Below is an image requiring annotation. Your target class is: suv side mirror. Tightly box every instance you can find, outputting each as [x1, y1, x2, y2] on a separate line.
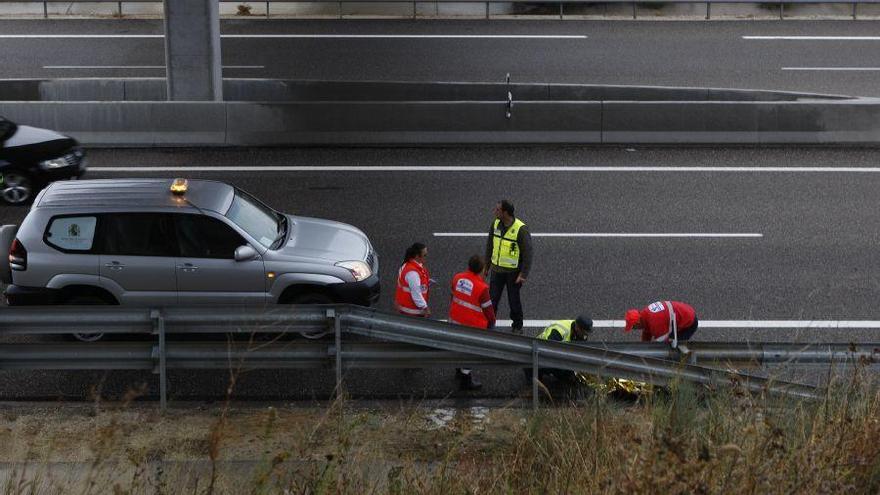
[234, 245, 257, 262]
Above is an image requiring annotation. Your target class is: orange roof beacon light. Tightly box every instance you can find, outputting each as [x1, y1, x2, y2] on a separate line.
[170, 178, 188, 195]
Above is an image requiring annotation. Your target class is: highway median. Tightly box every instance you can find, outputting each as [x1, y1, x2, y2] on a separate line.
[1, 78, 878, 145]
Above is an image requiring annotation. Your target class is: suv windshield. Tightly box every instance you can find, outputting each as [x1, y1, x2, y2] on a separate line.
[225, 188, 283, 249]
[0, 117, 16, 142]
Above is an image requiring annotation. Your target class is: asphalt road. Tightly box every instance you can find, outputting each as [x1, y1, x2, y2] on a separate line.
[3, 146, 880, 401]
[2, 20, 880, 96]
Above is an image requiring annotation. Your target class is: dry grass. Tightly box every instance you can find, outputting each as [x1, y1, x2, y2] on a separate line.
[3, 367, 880, 494]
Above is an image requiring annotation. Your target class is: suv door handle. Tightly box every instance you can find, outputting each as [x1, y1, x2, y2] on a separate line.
[104, 262, 125, 270]
[176, 263, 199, 272]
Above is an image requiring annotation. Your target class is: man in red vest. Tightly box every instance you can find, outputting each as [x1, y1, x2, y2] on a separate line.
[624, 300, 698, 348]
[395, 243, 430, 317]
[449, 255, 496, 391]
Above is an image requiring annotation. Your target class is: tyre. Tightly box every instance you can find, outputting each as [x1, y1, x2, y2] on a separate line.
[1, 171, 34, 205]
[287, 292, 335, 339]
[64, 294, 110, 342]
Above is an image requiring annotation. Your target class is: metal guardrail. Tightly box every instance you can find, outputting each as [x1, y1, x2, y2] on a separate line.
[5, 0, 880, 20]
[0, 304, 852, 409]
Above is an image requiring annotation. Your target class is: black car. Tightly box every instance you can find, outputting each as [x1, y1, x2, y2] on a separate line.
[0, 116, 86, 205]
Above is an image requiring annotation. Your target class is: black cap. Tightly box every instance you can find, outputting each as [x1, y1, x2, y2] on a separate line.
[575, 314, 593, 332]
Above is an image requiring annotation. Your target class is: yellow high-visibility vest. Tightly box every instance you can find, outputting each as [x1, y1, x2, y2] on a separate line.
[491, 218, 525, 269]
[537, 320, 574, 342]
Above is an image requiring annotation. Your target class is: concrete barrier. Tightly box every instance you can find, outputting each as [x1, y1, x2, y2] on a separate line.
[0, 78, 849, 102]
[0, 102, 226, 146]
[225, 101, 602, 144]
[0, 79, 876, 145]
[603, 102, 762, 143]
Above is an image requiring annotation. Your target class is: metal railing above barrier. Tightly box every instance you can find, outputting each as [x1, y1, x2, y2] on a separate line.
[4, 0, 880, 20]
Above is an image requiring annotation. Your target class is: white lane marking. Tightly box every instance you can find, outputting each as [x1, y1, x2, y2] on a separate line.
[0, 34, 587, 40]
[90, 166, 880, 173]
[494, 320, 880, 329]
[43, 65, 264, 69]
[782, 67, 880, 71]
[744, 36, 880, 40]
[435, 232, 762, 238]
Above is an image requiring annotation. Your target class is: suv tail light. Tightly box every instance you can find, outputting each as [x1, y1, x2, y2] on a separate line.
[9, 238, 26, 271]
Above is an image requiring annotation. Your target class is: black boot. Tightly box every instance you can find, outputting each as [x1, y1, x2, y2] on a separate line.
[511, 322, 524, 335]
[458, 371, 482, 391]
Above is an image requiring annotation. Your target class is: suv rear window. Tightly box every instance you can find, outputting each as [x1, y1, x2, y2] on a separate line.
[98, 213, 177, 257]
[45, 216, 97, 252]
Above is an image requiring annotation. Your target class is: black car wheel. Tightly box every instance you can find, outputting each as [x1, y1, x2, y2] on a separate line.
[1, 171, 33, 205]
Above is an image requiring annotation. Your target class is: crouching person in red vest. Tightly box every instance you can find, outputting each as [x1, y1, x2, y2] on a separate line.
[624, 301, 698, 349]
[449, 255, 496, 391]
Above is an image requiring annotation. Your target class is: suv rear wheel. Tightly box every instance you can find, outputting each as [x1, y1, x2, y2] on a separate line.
[65, 294, 110, 342]
[1, 171, 33, 205]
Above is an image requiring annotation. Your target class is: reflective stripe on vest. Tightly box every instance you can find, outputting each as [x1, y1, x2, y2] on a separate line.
[452, 297, 482, 312]
[399, 306, 426, 315]
[653, 301, 679, 347]
[537, 320, 574, 342]
[491, 218, 525, 269]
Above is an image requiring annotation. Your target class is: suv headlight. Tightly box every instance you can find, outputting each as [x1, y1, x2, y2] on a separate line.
[335, 260, 372, 282]
[39, 157, 69, 170]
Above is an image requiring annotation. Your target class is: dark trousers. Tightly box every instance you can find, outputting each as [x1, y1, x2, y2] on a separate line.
[490, 269, 523, 330]
[523, 367, 575, 383]
[676, 317, 699, 342]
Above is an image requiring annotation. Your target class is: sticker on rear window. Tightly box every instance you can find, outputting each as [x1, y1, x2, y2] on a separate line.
[46, 216, 96, 251]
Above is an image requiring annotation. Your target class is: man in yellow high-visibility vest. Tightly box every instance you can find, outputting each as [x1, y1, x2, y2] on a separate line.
[524, 316, 592, 384]
[483, 200, 532, 335]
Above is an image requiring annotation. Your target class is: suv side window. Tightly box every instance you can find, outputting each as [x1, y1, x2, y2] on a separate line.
[174, 214, 245, 260]
[45, 216, 97, 252]
[98, 213, 177, 257]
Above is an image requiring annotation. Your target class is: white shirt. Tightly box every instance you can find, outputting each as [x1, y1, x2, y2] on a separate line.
[404, 270, 428, 309]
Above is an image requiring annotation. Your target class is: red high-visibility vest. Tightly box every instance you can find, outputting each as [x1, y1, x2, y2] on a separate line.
[448, 271, 490, 329]
[395, 260, 429, 316]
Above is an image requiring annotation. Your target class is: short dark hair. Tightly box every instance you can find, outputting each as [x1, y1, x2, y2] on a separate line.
[403, 242, 426, 263]
[498, 200, 515, 216]
[467, 255, 484, 273]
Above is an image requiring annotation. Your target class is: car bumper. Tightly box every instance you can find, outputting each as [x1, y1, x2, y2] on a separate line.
[328, 273, 380, 307]
[5, 284, 61, 305]
[40, 162, 86, 182]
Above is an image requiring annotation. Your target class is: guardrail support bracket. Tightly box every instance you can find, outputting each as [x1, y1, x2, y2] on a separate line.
[531, 340, 539, 411]
[151, 309, 167, 412]
[327, 309, 343, 397]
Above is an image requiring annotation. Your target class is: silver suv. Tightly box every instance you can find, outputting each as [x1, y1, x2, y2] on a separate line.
[2, 178, 380, 316]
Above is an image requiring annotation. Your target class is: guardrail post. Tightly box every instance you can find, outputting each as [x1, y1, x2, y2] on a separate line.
[531, 340, 539, 411]
[117, 1, 122, 16]
[632, 2, 636, 19]
[338, 0, 342, 18]
[559, 1, 563, 19]
[266, 0, 269, 18]
[852, 2, 857, 19]
[328, 309, 343, 397]
[486, 1, 490, 19]
[413, 0, 417, 19]
[43, 1, 47, 18]
[779, 0, 783, 19]
[151, 309, 167, 412]
[706, 2, 710, 19]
